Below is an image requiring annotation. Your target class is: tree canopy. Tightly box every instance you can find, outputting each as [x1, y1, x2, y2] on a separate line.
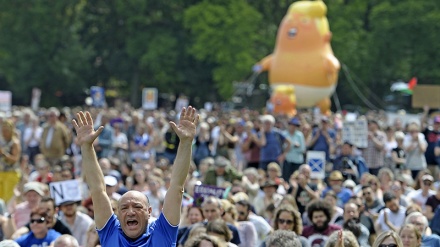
[0, 0, 439, 109]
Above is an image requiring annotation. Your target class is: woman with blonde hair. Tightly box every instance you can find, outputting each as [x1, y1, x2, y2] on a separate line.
[326, 230, 359, 247]
[399, 224, 421, 247]
[367, 175, 384, 201]
[0, 119, 22, 201]
[271, 205, 309, 247]
[372, 231, 404, 247]
[378, 168, 394, 194]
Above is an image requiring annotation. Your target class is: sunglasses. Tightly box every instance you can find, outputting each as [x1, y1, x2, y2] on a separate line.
[424, 181, 432, 186]
[278, 219, 294, 225]
[379, 244, 397, 247]
[30, 217, 45, 224]
[362, 192, 371, 196]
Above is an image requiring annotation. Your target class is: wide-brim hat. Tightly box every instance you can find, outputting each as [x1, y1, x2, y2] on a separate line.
[329, 171, 344, 181]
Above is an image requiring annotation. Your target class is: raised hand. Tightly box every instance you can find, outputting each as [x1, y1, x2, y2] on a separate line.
[72, 111, 104, 146]
[170, 106, 199, 142]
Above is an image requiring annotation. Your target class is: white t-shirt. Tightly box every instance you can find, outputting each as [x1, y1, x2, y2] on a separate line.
[377, 206, 406, 232]
[248, 214, 272, 247]
[407, 189, 435, 210]
[23, 126, 43, 147]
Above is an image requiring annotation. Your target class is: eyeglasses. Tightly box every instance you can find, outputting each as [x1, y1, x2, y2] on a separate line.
[379, 244, 397, 247]
[278, 219, 294, 225]
[238, 212, 247, 216]
[30, 217, 45, 224]
[362, 192, 371, 196]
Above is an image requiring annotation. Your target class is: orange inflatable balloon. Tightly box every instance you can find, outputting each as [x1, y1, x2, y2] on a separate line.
[255, 0, 340, 115]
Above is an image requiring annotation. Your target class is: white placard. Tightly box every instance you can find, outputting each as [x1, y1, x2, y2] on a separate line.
[175, 96, 189, 112]
[31, 88, 41, 111]
[142, 88, 158, 110]
[342, 119, 368, 148]
[49, 180, 82, 206]
[306, 151, 326, 179]
[0, 90, 12, 113]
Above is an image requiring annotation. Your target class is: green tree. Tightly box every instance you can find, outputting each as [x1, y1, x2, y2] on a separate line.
[184, 0, 262, 99]
[0, 0, 91, 106]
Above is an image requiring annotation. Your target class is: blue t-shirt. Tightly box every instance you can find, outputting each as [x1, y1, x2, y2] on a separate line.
[98, 213, 178, 247]
[311, 128, 336, 160]
[15, 229, 61, 247]
[259, 129, 286, 162]
[422, 234, 440, 247]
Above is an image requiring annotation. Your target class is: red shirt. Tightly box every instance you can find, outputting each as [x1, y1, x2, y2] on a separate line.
[302, 224, 342, 246]
[37, 173, 53, 184]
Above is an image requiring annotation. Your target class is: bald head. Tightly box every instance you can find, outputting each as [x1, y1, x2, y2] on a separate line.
[118, 190, 150, 209]
[53, 235, 79, 247]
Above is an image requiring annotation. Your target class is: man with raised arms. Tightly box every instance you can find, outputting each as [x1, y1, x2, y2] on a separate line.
[72, 106, 198, 246]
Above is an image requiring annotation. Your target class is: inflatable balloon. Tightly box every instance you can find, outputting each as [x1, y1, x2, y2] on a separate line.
[254, 0, 340, 115]
[271, 85, 296, 116]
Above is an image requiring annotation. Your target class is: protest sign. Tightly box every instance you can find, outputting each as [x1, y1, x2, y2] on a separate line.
[49, 180, 82, 206]
[412, 85, 440, 108]
[142, 88, 158, 110]
[342, 119, 368, 148]
[306, 151, 326, 179]
[31, 88, 41, 111]
[175, 96, 189, 112]
[0, 90, 12, 113]
[90, 86, 106, 107]
[193, 184, 226, 207]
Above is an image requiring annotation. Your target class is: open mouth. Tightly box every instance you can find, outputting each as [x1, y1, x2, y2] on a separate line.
[288, 28, 297, 38]
[127, 219, 139, 228]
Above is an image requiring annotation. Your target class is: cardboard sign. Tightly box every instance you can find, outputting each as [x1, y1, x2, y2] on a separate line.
[306, 151, 326, 179]
[49, 180, 82, 206]
[0, 90, 12, 113]
[342, 119, 368, 148]
[142, 88, 158, 110]
[412, 85, 440, 108]
[90, 86, 106, 107]
[193, 184, 226, 207]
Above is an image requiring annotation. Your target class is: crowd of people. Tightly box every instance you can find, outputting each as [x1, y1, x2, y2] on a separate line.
[0, 103, 439, 247]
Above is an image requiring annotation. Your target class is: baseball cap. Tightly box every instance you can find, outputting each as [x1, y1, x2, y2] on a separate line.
[23, 182, 44, 197]
[104, 176, 118, 187]
[288, 118, 301, 126]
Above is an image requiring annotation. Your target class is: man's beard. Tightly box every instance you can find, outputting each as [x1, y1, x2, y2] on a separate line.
[312, 220, 329, 232]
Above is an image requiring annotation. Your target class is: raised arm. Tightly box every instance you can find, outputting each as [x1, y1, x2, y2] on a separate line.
[162, 106, 199, 226]
[72, 111, 112, 229]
